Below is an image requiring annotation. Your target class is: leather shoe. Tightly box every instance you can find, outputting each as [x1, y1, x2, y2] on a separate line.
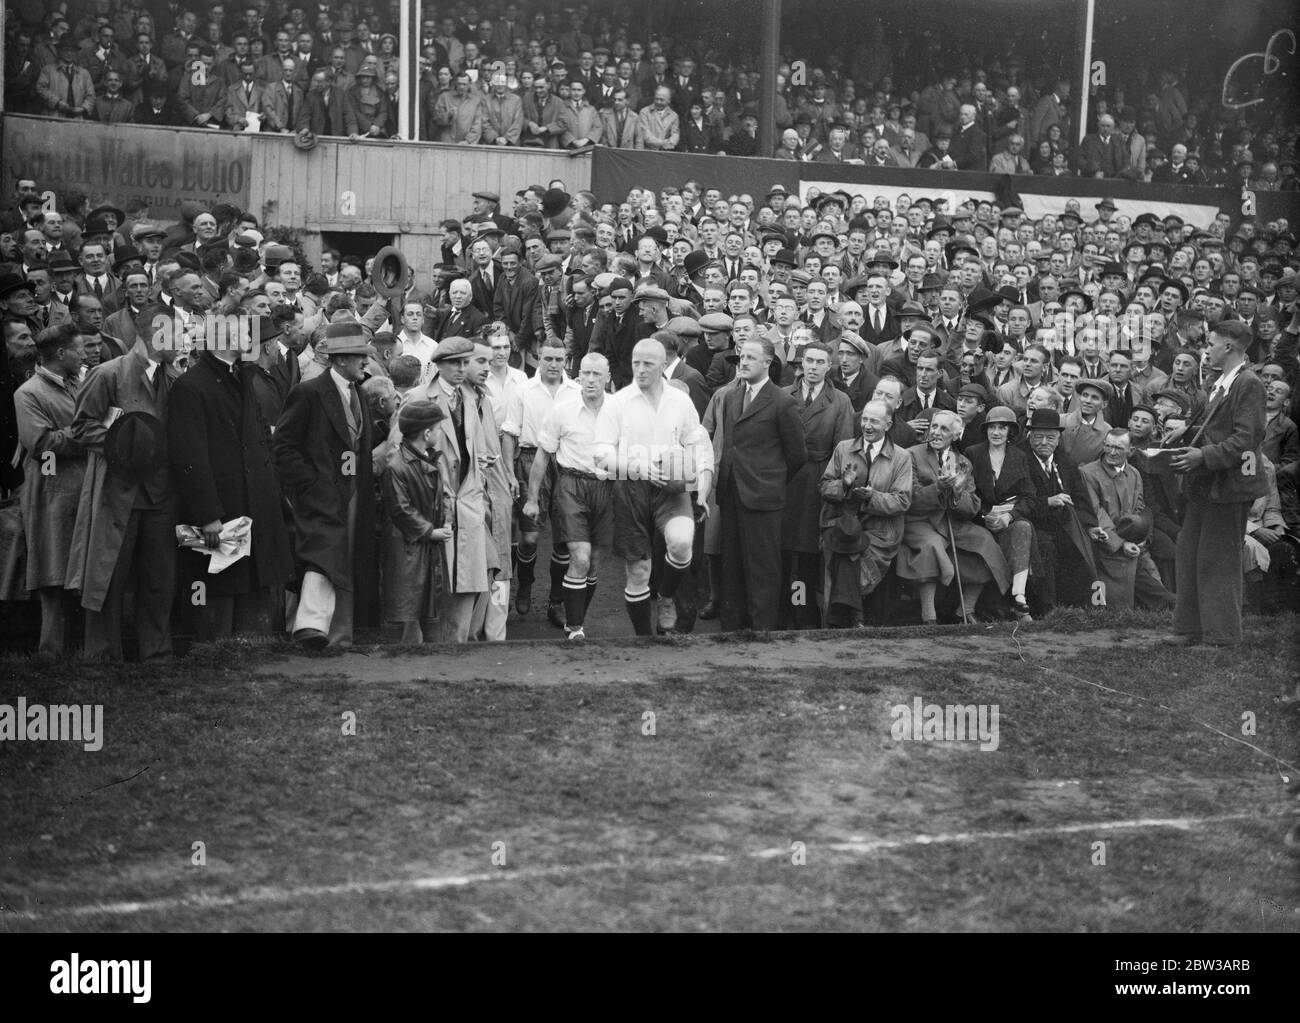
[515, 585, 532, 616]
[546, 601, 566, 629]
[698, 600, 718, 620]
[293, 628, 329, 650]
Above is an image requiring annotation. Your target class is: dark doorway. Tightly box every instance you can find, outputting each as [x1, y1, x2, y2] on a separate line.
[320, 231, 395, 266]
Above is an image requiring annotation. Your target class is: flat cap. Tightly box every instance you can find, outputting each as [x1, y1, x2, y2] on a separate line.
[431, 336, 476, 362]
[397, 399, 446, 434]
[471, 190, 500, 203]
[666, 315, 703, 337]
[630, 285, 671, 304]
[534, 254, 564, 272]
[698, 312, 734, 332]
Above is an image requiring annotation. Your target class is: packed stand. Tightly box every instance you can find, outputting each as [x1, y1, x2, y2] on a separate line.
[5, 2, 1295, 184]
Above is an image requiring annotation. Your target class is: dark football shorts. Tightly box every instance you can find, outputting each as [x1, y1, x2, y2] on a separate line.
[515, 447, 555, 531]
[612, 478, 694, 560]
[553, 465, 614, 545]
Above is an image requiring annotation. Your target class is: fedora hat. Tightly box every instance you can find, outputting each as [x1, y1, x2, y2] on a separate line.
[1115, 510, 1152, 543]
[105, 411, 168, 483]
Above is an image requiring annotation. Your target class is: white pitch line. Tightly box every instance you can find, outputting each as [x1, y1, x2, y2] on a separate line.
[9, 811, 1277, 923]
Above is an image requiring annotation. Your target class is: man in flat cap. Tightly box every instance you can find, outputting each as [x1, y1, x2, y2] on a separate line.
[66, 312, 182, 659]
[424, 336, 502, 641]
[274, 322, 380, 648]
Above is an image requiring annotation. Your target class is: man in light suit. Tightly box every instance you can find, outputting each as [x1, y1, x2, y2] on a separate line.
[1168, 321, 1270, 645]
[1028, 79, 1070, 145]
[262, 57, 304, 132]
[225, 60, 265, 129]
[715, 337, 808, 631]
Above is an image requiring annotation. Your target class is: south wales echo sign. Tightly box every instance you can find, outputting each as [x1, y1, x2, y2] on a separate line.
[3, 116, 251, 222]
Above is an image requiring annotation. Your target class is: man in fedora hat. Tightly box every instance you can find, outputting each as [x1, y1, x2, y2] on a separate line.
[66, 313, 181, 659]
[1080, 427, 1175, 610]
[273, 321, 380, 648]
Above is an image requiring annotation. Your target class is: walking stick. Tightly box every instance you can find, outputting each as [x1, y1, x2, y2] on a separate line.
[945, 509, 968, 623]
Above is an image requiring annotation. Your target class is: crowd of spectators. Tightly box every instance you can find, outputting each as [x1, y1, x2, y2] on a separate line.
[2, 141, 1298, 655]
[5, 1, 1296, 184]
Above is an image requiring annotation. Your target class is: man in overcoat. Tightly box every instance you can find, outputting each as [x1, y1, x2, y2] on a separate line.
[273, 322, 379, 648]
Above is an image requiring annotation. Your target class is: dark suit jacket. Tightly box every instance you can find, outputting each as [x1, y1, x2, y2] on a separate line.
[948, 123, 988, 170]
[1183, 366, 1270, 504]
[492, 271, 538, 351]
[567, 303, 599, 366]
[298, 86, 357, 136]
[898, 385, 957, 424]
[589, 310, 641, 389]
[829, 367, 879, 418]
[1018, 442, 1094, 532]
[718, 380, 807, 511]
[434, 305, 488, 342]
[467, 263, 501, 315]
[273, 370, 378, 604]
[860, 303, 901, 346]
[669, 359, 710, 418]
[167, 352, 293, 595]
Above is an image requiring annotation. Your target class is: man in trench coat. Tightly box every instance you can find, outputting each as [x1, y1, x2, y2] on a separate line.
[66, 324, 181, 660]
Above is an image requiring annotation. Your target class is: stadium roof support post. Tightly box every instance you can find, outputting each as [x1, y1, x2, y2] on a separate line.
[1076, 0, 1095, 145]
[758, 0, 781, 159]
[401, 0, 420, 141]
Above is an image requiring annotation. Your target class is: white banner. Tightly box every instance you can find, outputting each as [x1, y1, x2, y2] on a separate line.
[801, 178, 1222, 229]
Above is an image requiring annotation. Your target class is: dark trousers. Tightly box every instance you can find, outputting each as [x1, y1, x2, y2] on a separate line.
[1174, 499, 1250, 644]
[779, 550, 822, 629]
[718, 481, 783, 631]
[85, 505, 176, 660]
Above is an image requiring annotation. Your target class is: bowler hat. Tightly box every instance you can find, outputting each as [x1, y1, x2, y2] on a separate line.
[0, 272, 34, 299]
[1024, 408, 1065, 432]
[771, 248, 798, 267]
[683, 250, 720, 277]
[105, 411, 167, 483]
[540, 188, 571, 217]
[113, 245, 144, 273]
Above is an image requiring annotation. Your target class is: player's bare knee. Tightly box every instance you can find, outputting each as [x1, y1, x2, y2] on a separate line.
[626, 559, 652, 589]
[568, 545, 592, 577]
[664, 517, 694, 561]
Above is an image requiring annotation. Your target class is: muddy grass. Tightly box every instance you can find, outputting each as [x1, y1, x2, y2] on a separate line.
[1, 613, 1296, 932]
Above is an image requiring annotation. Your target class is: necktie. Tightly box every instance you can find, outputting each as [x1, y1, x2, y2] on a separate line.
[65, 66, 76, 105]
[922, 391, 931, 409]
[804, 387, 813, 407]
[451, 387, 464, 428]
[741, 386, 752, 413]
[286, 85, 295, 125]
[348, 384, 362, 443]
[93, 278, 104, 299]
[873, 307, 883, 333]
